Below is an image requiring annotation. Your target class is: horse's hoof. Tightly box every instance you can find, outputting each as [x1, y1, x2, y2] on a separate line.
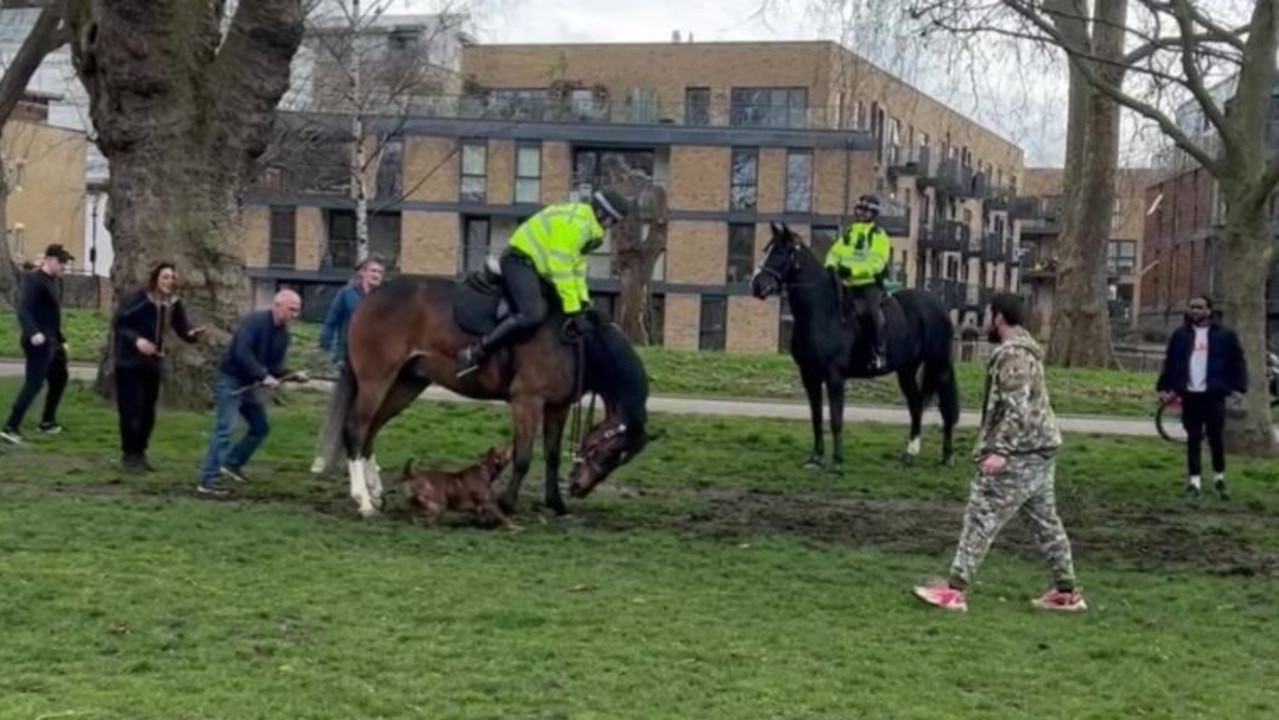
[546, 498, 569, 516]
[803, 457, 824, 471]
[826, 463, 844, 476]
[901, 452, 918, 466]
[498, 498, 518, 516]
[941, 456, 956, 469]
[356, 505, 379, 519]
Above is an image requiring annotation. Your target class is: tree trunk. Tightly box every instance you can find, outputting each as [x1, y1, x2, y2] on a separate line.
[1214, 190, 1276, 456]
[616, 246, 659, 343]
[612, 185, 669, 344]
[1045, 0, 1123, 367]
[0, 168, 19, 309]
[68, 0, 306, 408]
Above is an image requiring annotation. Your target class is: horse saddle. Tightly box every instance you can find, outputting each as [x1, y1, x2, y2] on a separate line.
[451, 265, 512, 336]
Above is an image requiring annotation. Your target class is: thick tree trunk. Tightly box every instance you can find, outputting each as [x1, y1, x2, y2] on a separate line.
[92, 152, 248, 408]
[616, 247, 659, 343]
[1045, 0, 1123, 367]
[1214, 193, 1276, 456]
[68, 0, 305, 408]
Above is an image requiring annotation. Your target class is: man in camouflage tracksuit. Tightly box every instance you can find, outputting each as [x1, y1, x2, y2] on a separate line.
[913, 292, 1087, 613]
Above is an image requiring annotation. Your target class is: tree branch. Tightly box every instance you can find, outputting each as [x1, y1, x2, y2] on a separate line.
[1002, 0, 1223, 174]
[209, 0, 307, 161]
[0, 4, 68, 122]
[1167, 0, 1235, 156]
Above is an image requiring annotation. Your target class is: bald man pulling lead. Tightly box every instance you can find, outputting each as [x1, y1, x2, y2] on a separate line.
[197, 290, 308, 496]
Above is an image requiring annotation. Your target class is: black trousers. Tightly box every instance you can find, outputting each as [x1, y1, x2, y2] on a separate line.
[4, 342, 68, 430]
[1181, 391, 1226, 477]
[115, 364, 163, 459]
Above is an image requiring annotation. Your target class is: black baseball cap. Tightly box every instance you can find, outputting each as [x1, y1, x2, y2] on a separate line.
[44, 244, 74, 262]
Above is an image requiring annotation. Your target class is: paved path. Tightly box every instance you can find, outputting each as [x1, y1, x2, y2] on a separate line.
[0, 360, 1167, 438]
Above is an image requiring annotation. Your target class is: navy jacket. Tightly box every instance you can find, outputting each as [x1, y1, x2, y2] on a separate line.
[318, 283, 365, 364]
[1156, 320, 1248, 397]
[112, 288, 199, 369]
[16, 268, 62, 346]
[218, 310, 292, 385]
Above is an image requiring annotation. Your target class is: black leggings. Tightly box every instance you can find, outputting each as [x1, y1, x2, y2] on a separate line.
[1181, 392, 1226, 476]
[116, 364, 163, 459]
[500, 251, 549, 330]
[4, 342, 68, 429]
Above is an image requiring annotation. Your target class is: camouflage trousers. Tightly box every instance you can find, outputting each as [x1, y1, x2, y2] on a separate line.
[949, 453, 1077, 589]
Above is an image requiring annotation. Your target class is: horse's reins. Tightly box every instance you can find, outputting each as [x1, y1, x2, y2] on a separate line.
[567, 332, 597, 464]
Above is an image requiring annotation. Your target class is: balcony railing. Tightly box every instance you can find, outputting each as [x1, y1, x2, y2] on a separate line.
[393, 94, 856, 130]
[919, 219, 969, 253]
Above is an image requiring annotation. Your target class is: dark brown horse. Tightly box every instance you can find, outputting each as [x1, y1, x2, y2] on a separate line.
[320, 272, 651, 518]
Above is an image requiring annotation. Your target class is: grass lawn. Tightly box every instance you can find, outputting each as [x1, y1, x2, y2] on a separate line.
[1, 309, 1163, 418]
[1, 378, 1278, 718]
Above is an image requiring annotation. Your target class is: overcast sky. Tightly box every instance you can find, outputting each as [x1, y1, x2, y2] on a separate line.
[389, 0, 1162, 168]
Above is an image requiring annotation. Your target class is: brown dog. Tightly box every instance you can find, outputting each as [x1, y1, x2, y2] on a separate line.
[401, 445, 515, 529]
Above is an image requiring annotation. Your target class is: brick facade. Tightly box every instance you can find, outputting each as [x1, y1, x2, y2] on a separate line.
[1140, 167, 1215, 324]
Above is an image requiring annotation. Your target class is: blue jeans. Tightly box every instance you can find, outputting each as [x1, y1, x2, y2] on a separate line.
[198, 374, 270, 485]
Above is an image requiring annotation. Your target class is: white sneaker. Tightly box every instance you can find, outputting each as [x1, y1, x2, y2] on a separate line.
[310, 456, 327, 474]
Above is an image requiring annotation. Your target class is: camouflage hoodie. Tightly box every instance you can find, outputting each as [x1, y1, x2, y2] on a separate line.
[975, 326, 1063, 459]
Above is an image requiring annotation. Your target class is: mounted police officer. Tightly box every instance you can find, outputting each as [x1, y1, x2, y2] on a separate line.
[825, 193, 892, 371]
[455, 189, 631, 378]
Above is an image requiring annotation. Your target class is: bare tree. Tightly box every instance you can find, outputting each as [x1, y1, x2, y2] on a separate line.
[0, 2, 69, 308]
[249, 0, 476, 269]
[600, 160, 668, 344]
[908, 0, 1275, 454]
[64, 0, 306, 406]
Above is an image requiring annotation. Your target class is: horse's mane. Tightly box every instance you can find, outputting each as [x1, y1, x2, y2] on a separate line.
[582, 322, 649, 435]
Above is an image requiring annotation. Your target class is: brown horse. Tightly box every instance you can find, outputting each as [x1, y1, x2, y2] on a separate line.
[320, 272, 652, 518]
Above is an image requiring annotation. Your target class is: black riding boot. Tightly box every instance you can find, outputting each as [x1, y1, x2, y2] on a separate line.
[456, 316, 525, 378]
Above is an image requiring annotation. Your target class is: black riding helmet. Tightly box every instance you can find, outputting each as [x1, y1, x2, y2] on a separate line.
[855, 193, 881, 217]
[591, 189, 630, 225]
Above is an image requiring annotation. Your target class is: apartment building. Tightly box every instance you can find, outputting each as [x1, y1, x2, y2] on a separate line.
[3, 91, 87, 267]
[1012, 167, 1152, 339]
[1141, 77, 1279, 339]
[241, 39, 1032, 351]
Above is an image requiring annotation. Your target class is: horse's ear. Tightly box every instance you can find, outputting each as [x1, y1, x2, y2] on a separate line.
[769, 221, 780, 235]
[781, 221, 793, 237]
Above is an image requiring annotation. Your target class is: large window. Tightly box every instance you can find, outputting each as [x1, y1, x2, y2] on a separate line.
[684, 87, 710, 125]
[515, 141, 541, 203]
[462, 216, 491, 273]
[368, 212, 402, 270]
[269, 207, 296, 268]
[729, 87, 807, 128]
[375, 138, 402, 200]
[325, 209, 357, 270]
[699, 295, 727, 351]
[785, 149, 813, 213]
[1107, 240, 1136, 274]
[726, 223, 756, 284]
[730, 147, 758, 211]
[573, 147, 656, 198]
[460, 139, 487, 203]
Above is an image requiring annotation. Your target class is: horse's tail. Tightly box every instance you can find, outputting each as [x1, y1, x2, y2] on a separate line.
[322, 356, 359, 462]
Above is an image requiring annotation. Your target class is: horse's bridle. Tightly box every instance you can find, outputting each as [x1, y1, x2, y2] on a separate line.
[571, 422, 629, 476]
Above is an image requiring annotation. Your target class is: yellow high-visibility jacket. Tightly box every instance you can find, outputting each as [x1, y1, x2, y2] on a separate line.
[508, 202, 606, 313]
[824, 221, 891, 287]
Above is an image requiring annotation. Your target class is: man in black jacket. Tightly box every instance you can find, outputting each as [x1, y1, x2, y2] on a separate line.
[2, 244, 74, 444]
[1156, 295, 1249, 499]
[111, 262, 206, 472]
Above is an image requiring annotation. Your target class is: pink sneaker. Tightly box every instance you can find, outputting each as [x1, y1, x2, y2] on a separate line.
[912, 584, 968, 612]
[1031, 588, 1088, 612]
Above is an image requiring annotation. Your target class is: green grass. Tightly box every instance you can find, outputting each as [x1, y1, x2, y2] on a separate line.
[1, 378, 1278, 717]
[1, 309, 1163, 418]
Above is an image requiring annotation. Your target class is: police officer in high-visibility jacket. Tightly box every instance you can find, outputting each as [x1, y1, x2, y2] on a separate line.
[455, 189, 630, 378]
[825, 194, 892, 371]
